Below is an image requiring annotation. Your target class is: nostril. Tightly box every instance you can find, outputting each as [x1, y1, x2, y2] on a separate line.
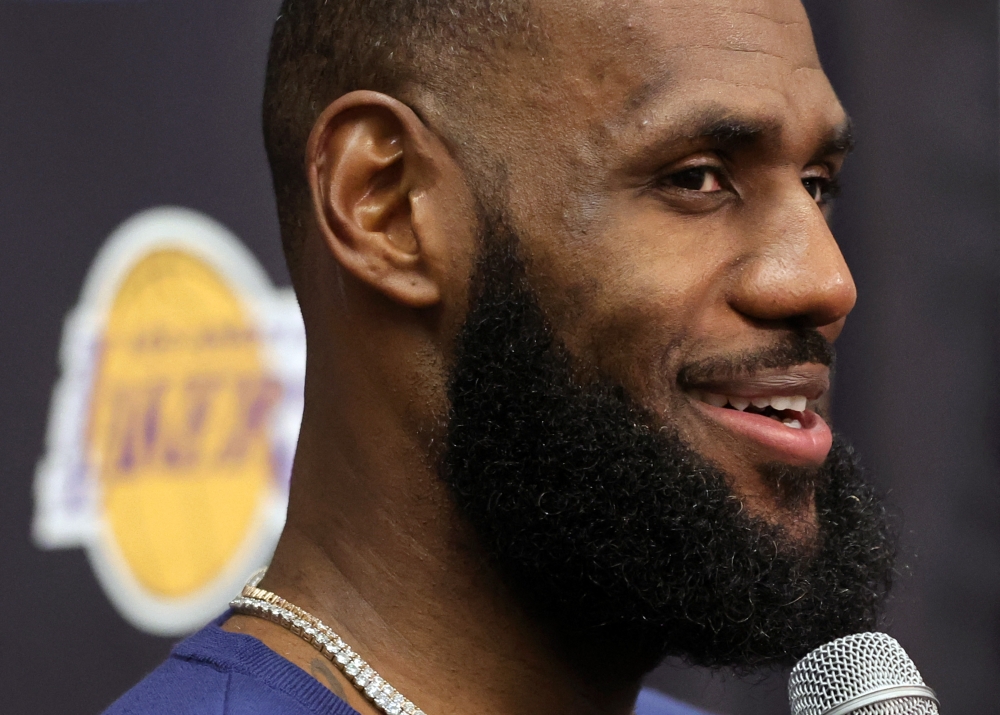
[728, 259, 856, 329]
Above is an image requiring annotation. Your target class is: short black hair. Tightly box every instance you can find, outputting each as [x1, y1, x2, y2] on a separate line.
[263, 0, 533, 278]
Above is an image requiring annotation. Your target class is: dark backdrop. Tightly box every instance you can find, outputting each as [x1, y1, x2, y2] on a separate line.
[2, 2, 998, 713]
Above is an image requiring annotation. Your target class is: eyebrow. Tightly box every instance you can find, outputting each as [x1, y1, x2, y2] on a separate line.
[815, 118, 855, 158]
[628, 104, 855, 164]
[691, 113, 781, 152]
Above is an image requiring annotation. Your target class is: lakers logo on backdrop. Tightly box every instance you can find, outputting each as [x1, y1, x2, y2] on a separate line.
[34, 208, 305, 635]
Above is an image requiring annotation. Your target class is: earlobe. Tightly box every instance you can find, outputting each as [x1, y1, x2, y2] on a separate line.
[307, 91, 444, 309]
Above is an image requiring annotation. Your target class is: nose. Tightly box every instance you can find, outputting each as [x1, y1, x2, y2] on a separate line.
[728, 183, 857, 337]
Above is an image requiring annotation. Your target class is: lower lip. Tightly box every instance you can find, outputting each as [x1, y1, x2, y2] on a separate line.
[692, 401, 833, 467]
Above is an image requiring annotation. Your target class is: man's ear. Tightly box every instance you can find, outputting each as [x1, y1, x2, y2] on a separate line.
[307, 90, 451, 308]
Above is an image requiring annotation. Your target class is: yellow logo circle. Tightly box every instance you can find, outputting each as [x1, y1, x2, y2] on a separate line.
[34, 208, 304, 635]
[90, 250, 277, 597]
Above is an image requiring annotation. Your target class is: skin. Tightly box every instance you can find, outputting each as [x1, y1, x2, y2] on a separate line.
[224, 0, 856, 713]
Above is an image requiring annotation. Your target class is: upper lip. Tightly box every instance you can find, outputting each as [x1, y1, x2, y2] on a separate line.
[680, 364, 830, 402]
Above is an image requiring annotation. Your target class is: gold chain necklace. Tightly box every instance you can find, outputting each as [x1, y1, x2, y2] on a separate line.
[231, 570, 426, 715]
[233, 570, 641, 715]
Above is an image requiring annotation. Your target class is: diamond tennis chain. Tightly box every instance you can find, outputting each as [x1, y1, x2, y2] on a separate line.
[231, 569, 426, 715]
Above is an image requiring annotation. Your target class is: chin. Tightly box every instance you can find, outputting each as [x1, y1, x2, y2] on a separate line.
[725, 463, 826, 546]
[765, 499, 822, 549]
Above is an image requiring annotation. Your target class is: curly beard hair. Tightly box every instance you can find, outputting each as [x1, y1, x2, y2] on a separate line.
[439, 209, 895, 676]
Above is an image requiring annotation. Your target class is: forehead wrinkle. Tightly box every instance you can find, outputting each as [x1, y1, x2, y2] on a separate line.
[708, 0, 813, 33]
[660, 43, 819, 74]
[729, 8, 806, 28]
[638, 1, 819, 69]
[608, 46, 817, 130]
[706, 44, 801, 63]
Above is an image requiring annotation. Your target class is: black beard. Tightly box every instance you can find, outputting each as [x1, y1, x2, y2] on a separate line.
[439, 210, 895, 676]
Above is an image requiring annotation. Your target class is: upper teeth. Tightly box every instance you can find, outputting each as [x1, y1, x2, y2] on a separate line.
[697, 392, 808, 413]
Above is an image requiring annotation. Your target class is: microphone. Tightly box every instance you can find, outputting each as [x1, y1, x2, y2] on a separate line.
[788, 633, 939, 715]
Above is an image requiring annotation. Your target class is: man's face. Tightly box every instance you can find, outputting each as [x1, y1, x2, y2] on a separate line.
[434, 0, 891, 672]
[453, 0, 855, 533]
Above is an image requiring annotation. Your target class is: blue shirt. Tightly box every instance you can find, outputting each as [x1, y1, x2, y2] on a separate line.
[103, 615, 712, 715]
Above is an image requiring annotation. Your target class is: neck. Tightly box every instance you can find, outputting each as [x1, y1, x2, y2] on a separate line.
[247, 414, 645, 715]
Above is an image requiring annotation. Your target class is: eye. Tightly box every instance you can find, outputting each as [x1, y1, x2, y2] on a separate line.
[662, 166, 725, 193]
[802, 175, 841, 205]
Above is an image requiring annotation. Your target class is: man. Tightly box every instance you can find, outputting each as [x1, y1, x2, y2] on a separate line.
[105, 0, 894, 713]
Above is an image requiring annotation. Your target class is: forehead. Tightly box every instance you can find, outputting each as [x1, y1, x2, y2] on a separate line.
[520, 0, 841, 149]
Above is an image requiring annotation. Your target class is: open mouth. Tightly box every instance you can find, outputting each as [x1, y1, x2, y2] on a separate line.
[688, 391, 810, 429]
[683, 373, 832, 466]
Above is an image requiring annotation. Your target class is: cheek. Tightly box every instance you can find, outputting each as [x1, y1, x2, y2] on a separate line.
[540, 202, 737, 403]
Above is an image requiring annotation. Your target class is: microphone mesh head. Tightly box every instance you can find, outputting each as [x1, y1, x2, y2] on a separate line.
[788, 633, 939, 715]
